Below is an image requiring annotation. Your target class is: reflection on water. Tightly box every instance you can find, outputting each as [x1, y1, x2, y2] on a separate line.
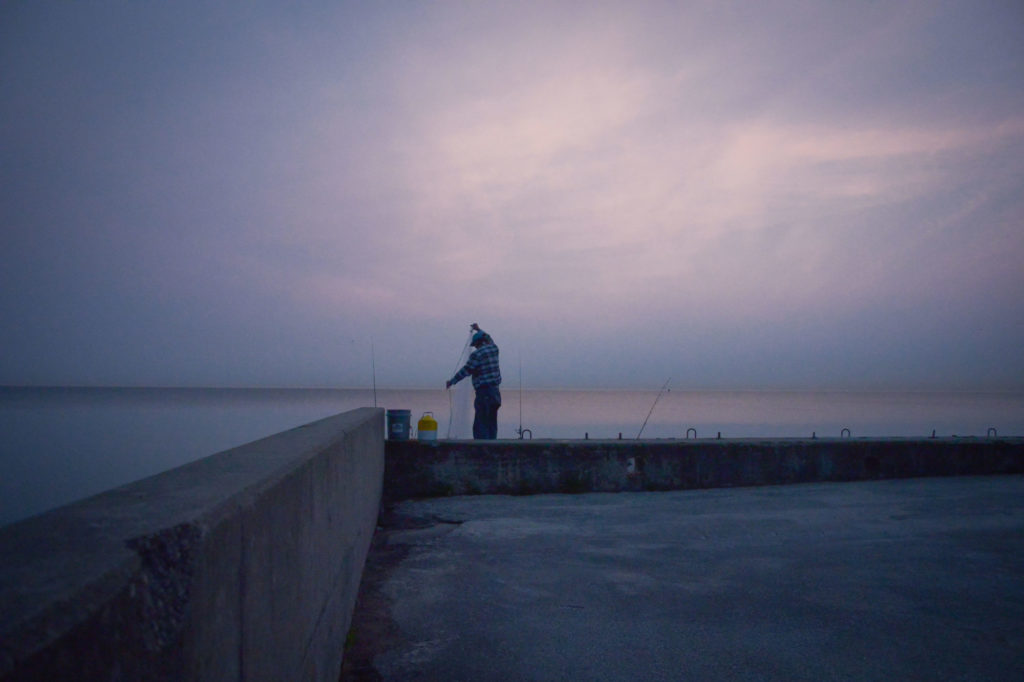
[1, 386, 1022, 526]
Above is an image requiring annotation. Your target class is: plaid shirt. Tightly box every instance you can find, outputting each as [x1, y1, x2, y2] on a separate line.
[450, 342, 501, 389]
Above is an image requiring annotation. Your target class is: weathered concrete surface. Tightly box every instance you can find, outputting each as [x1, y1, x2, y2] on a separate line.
[385, 438, 1024, 501]
[0, 407, 384, 682]
[353, 476, 1024, 681]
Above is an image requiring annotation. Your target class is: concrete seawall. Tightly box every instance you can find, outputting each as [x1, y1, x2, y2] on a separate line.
[0, 407, 384, 682]
[4, 417, 1022, 680]
[384, 437, 1024, 501]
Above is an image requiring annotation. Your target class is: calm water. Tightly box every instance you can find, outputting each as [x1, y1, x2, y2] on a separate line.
[1, 386, 1022, 526]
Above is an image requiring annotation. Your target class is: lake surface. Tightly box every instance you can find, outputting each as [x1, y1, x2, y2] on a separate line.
[2, 386, 1022, 526]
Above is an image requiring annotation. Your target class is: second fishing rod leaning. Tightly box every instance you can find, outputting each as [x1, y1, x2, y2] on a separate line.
[637, 377, 671, 439]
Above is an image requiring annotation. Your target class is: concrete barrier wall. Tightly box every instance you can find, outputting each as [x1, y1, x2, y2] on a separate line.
[384, 437, 1024, 501]
[0, 407, 384, 682]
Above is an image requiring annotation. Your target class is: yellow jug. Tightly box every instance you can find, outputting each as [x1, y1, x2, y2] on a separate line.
[417, 412, 438, 442]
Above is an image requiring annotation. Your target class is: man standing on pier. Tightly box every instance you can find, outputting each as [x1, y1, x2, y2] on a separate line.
[446, 323, 502, 439]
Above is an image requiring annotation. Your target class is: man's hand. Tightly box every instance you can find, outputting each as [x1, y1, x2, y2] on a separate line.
[445, 380, 452, 389]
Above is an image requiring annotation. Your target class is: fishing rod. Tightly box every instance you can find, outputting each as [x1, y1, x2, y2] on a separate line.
[370, 340, 377, 408]
[636, 377, 671, 439]
[519, 353, 523, 436]
[516, 351, 531, 439]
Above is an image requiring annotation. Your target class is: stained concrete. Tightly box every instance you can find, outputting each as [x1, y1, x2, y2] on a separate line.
[350, 475, 1024, 681]
[385, 438, 1024, 501]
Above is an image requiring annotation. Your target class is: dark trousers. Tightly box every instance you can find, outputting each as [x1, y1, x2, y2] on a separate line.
[473, 385, 501, 439]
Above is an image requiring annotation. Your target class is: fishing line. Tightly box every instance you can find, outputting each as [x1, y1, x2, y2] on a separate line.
[450, 331, 474, 375]
[446, 330, 475, 439]
[637, 377, 671, 439]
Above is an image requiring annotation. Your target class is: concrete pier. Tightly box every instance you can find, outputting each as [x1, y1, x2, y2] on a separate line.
[340, 436, 1024, 679]
[2, 417, 1022, 680]
[385, 437, 1024, 501]
[0, 408, 384, 682]
[355, 476, 1024, 680]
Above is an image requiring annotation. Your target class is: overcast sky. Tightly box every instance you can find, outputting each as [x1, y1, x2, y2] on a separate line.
[2, 1, 1022, 390]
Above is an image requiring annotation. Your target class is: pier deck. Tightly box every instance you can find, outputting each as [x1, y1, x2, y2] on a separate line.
[345, 475, 1024, 680]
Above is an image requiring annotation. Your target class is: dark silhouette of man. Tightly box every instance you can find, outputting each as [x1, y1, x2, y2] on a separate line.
[446, 323, 501, 439]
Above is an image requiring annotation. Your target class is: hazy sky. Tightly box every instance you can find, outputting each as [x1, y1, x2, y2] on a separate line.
[2, 1, 1022, 390]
